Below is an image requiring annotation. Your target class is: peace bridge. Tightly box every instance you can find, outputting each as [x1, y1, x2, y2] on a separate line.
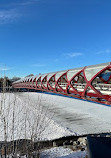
[13, 62, 111, 105]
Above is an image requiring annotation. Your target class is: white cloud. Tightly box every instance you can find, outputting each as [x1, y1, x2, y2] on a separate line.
[32, 64, 46, 67]
[19, 0, 39, 6]
[64, 52, 83, 58]
[0, 0, 39, 24]
[96, 49, 111, 54]
[0, 66, 12, 71]
[0, 9, 21, 24]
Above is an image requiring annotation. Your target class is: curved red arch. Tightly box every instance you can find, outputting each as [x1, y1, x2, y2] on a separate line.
[12, 63, 111, 105]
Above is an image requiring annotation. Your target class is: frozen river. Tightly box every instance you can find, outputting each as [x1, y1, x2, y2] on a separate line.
[16, 92, 111, 135]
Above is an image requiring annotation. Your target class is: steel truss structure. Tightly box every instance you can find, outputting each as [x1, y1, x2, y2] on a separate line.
[12, 62, 111, 105]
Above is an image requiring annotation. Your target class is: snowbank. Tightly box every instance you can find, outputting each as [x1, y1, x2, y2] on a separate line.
[41, 147, 86, 158]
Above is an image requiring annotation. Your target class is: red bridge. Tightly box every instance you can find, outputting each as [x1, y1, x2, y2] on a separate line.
[12, 62, 111, 105]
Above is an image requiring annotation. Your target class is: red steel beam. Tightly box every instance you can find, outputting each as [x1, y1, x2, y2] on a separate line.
[12, 63, 111, 105]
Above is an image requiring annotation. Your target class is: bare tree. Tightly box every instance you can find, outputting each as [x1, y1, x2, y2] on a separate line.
[0, 90, 55, 158]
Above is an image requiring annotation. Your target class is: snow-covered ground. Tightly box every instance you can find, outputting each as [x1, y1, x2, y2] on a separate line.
[0, 92, 75, 141]
[1, 91, 110, 157]
[16, 92, 111, 135]
[1, 91, 111, 142]
[41, 147, 86, 158]
[8, 147, 86, 158]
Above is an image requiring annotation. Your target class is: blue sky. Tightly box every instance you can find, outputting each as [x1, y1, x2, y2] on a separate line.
[0, 0, 111, 78]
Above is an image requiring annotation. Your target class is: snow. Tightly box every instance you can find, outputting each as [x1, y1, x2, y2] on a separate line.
[0, 92, 89, 157]
[0, 93, 75, 141]
[1, 91, 111, 142]
[41, 147, 86, 158]
[1, 91, 111, 158]
[41, 147, 73, 158]
[7, 148, 86, 158]
[60, 151, 86, 158]
[16, 92, 111, 135]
